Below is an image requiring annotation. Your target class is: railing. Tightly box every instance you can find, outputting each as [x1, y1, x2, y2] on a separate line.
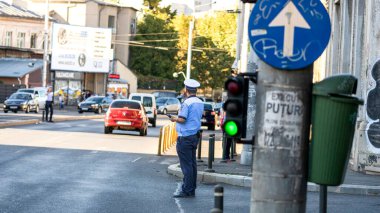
[157, 122, 178, 155]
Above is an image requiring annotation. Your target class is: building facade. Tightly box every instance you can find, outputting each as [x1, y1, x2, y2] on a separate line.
[27, 0, 138, 98]
[324, 0, 380, 172]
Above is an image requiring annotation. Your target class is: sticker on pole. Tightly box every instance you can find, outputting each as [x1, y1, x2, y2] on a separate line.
[248, 0, 331, 70]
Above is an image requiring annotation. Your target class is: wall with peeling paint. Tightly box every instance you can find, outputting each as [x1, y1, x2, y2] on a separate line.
[325, 0, 380, 172]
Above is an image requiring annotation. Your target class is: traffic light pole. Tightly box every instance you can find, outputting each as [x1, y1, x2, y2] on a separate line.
[250, 61, 312, 212]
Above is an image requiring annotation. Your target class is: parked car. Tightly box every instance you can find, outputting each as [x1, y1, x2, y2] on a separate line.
[17, 87, 47, 108]
[156, 97, 181, 115]
[3, 92, 40, 113]
[77, 96, 112, 114]
[129, 93, 157, 127]
[152, 91, 178, 99]
[104, 100, 149, 136]
[201, 103, 216, 130]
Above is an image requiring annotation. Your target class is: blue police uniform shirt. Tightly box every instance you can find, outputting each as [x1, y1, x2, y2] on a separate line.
[176, 95, 204, 137]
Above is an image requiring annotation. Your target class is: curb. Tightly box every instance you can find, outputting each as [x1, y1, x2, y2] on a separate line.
[0, 115, 103, 128]
[167, 163, 380, 196]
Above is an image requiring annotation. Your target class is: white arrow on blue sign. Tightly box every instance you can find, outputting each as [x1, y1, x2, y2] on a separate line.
[248, 0, 331, 70]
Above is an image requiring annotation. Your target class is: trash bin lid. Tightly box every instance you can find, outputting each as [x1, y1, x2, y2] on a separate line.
[313, 74, 358, 96]
[328, 93, 364, 105]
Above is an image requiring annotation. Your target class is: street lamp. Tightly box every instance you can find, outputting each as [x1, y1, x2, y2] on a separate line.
[186, 1, 216, 79]
[173, 72, 186, 79]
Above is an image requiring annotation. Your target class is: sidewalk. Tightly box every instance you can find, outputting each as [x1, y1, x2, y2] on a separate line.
[167, 137, 380, 196]
[0, 104, 103, 128]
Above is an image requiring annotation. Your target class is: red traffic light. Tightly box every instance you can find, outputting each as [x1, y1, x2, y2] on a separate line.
[225, 77, 243, 95]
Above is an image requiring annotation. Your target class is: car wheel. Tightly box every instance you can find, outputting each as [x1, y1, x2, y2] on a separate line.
[14, 110, 17, 113]
[139, 128, 145, 136]
[78, 110, 83, 114]
[35, 105, 39, 113]
[25, 106, 30, 113]
[144, 127, 148, 136]
[104, 126, 112, 134]
[163, 109, 167, 115]
[96, 107, 102, 114]
[4, 110, 8, 113]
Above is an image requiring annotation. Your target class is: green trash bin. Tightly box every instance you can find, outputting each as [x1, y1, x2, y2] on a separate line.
[309, 75, 363, 186]
[309, 93, 363, 186]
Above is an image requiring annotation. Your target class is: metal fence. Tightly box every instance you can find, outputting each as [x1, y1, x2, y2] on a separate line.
[157, 122, 177, 155]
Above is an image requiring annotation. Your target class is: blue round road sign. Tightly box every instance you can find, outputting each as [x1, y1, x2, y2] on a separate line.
[248, 0, 331, 70]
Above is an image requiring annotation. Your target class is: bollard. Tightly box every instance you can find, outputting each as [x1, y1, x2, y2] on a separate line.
[205, 134, 215, 172]
[41, 109, 45, 122]
[157, 127, 163, 156]
[197, 130, 203, 162]
[210, 185, 224, 213]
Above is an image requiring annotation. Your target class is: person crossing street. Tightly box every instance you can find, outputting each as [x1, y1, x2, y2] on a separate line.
[171, 79, 204, 198]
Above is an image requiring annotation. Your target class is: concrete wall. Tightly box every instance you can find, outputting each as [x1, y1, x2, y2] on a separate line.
[326, 0, 380, 171]
[115, 60, 137, 94]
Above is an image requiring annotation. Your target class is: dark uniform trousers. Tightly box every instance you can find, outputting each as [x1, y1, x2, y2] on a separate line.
[176, 134, 199, 194]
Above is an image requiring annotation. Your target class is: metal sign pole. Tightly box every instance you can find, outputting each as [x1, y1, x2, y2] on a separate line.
[246, 0, 331, 211]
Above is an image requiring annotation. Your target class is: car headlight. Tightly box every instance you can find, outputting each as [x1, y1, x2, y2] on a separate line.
[91, 104, 98, 107]
[158, 106, 164, 110]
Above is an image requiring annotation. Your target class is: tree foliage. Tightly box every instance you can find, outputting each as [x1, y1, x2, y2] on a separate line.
[129, 7, 178, 79]
[129, 5, 237, 91]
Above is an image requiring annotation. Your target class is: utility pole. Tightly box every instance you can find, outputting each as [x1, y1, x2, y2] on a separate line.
[247, 1, 331, 212]
[185, 19, 194, 79]
[42, 0, 49, 87]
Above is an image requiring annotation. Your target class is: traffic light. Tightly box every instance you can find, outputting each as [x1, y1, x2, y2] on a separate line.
[241, 0, 257, 3]
[222, 75, 247, 138]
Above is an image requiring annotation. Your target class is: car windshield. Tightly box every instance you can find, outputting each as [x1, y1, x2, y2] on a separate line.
[204, 103, 213, 111]
[86, 97, 103, 103]
[17, 89, 34, 94]
[111, 101, 141, 109]
[10, 93, 30, 100]
[156, 98, 168, 104]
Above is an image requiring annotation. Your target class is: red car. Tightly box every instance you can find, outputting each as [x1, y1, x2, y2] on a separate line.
[104, 100, 149, 136]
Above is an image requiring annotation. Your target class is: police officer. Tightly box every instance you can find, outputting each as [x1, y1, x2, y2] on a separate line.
[171, 79, 204, 198]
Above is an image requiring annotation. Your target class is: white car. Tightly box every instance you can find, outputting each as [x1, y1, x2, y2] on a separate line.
[17, 87, 47, 108]
[129, 93, 157, 127]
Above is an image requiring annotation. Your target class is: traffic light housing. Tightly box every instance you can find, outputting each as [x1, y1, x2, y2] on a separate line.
[223, 75, 247, 139]
[241, 0, 257, 3]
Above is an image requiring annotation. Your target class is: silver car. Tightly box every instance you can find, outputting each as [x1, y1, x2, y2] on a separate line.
[156, 97, 181, 115]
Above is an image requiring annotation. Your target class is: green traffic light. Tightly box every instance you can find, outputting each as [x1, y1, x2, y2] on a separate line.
[224, 121, 238, 136]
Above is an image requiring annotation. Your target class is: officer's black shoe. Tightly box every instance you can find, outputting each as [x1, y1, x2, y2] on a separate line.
[173, 192, 195, 198]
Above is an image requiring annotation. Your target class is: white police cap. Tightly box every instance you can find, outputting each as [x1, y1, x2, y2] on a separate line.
[184, 79, 200, 90]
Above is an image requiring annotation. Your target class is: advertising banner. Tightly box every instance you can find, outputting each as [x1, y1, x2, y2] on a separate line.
[51, 23, 112, 73]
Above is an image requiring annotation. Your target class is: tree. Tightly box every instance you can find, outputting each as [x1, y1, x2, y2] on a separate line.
[174, 12, 237, 91]
[129, 7, 178, 79]
[143, 0, 162, 10]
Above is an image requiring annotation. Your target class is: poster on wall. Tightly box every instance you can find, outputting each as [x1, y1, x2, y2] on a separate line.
[51, 23, 112, 73]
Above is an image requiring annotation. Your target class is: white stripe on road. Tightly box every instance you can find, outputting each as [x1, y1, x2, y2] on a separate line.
[174, 182, 185, 213]
[132, 157, 142, 163]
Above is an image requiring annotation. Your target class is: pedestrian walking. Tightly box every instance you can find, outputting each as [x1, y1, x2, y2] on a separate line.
[171, 79, 204, 198]
[45, 87, 54, 122]
[59, 94, 64, 110]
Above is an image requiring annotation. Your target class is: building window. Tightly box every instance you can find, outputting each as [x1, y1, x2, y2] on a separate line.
[5, 31, 12, 46]
[30, 33, 37, 48]
[130, 18, 136, 34]
[108, 15, 116, 33]
[17, 32, 26, 48]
